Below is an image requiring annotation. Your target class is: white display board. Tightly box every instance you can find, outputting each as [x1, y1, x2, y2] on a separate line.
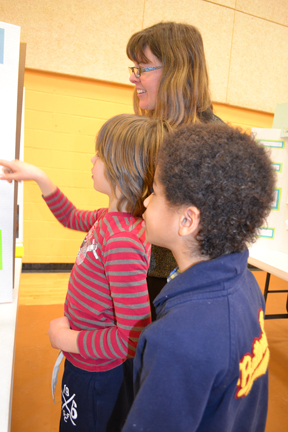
[252, 128, 288, 255]
[0, 22, 20, 303]
[16, 90, 24, 250]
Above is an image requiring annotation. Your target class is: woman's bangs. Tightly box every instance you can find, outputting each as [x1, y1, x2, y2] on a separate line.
[127, 38, 150, 64]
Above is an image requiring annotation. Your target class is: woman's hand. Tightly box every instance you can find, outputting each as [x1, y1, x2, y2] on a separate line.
[49, 316, 80, 354]
[0, 159, 57, 196]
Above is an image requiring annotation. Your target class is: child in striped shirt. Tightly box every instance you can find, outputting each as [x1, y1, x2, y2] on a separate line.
[0, 114, 171, 432]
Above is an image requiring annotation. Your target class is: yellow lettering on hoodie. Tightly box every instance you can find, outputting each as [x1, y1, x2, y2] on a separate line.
[236, 309, 269, 398]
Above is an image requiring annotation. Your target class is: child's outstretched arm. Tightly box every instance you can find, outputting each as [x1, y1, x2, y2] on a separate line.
[0, 160, 99, 233]
[0, 159, 56, 196]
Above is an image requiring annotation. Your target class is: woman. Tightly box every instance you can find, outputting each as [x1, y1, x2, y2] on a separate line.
[127, 22, 223, 319]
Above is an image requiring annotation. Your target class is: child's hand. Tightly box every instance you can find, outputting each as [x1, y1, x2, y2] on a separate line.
[0, 159, 42, 182]
[49, 316, 80, 354]
[0, 159, 57, 197]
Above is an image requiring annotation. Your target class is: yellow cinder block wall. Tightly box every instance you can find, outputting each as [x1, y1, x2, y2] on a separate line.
[23, 69, 273, 263]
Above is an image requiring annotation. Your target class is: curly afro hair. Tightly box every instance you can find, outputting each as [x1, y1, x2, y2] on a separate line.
[157, 123, 276, 260]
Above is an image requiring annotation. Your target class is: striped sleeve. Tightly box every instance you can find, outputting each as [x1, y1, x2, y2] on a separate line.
[77, 232, 151, 360]
[43, 187, 101, 232]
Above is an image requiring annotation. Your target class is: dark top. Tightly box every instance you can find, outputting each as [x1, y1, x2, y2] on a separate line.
[123, 250, 269, 432]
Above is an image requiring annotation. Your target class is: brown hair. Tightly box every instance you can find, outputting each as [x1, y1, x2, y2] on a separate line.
[96, 114, 171, 217]
[127, 21, 213, 127]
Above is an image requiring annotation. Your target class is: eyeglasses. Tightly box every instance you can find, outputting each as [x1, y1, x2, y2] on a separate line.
[128, 66, 163, 78]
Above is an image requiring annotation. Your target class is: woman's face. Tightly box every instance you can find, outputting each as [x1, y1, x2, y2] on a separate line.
[129, 46, 163, 111]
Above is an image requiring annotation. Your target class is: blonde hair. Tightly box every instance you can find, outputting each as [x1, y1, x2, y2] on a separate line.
[95, 114, 171, 217]
[126, 22, 213, 128]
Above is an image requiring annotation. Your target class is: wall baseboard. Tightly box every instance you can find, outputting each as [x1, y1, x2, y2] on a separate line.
[22, 263, 74, 273]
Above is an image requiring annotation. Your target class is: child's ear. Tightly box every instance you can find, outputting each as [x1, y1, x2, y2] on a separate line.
[178, 207, 200, 237]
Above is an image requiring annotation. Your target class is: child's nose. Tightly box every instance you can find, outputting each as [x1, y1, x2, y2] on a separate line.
[143, 194, 151, 208]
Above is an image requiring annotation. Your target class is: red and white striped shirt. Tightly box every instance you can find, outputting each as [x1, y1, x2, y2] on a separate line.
[44, 188, 151, 372]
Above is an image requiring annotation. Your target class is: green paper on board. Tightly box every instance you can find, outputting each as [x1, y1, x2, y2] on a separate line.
[273, 103, 288, 138]
[0, 230, 2, 270]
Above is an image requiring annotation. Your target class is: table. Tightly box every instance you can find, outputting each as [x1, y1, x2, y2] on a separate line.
[0, 258, 22, 432]
[248, 247, 288, 319]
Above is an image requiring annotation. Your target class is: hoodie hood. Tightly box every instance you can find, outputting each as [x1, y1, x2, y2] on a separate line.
[154, 249, 249, 317]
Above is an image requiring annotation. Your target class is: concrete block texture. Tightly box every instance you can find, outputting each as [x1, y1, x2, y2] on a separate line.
[1, 0, 287, 112]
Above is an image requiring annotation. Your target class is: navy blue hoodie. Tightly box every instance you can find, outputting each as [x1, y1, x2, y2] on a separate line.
[123, 250, 269, 432]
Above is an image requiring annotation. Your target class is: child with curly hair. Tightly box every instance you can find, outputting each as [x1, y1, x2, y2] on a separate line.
[122, 123, 275, 432]
[0, 114, 170, 432]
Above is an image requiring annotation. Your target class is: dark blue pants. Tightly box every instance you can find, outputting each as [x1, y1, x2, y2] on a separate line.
[59, 359, 134, 432]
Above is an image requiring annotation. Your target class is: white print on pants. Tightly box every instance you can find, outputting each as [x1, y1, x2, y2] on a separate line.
[62, 384, 78, 426]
